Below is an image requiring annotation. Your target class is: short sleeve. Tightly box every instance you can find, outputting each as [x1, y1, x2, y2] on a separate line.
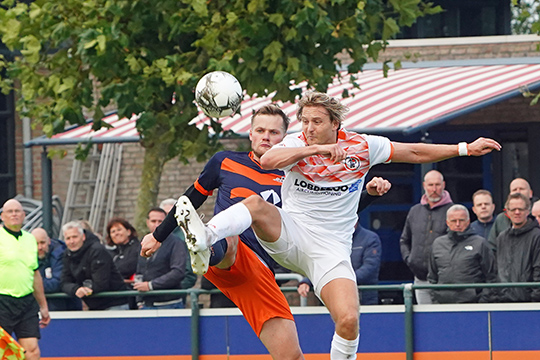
[268, 133, 305, 171]
[365, 135, 393, 165]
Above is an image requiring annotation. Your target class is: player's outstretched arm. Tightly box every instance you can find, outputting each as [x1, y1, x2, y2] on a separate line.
[261, 144, 347, 170]
[391, 137, 501, 164]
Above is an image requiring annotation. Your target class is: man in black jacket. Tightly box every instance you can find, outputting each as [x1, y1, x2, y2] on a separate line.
[133, 208, 187, 309]
[61, 221, 128, 310]
[428, 204, 496, 303]
[495, 193, 540, 302]
[400, 170, 454, 304]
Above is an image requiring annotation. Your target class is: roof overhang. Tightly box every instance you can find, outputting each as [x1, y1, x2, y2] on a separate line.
[26, 57, 540, 147]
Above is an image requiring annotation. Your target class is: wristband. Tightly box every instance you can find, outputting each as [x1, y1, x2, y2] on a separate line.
[458, 142, 469, 156]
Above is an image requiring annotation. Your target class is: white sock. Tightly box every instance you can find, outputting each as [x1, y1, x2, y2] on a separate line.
[206, 202, 252, 245]
[330, 332, 359, 360]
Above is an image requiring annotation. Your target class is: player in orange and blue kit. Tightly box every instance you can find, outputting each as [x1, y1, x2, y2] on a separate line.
[146, 104, 304, 360]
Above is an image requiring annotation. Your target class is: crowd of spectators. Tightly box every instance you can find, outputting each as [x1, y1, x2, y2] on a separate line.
[408, 175, 540, 304]
[2, 174, 540, 312]
[0, 200, 198, 312]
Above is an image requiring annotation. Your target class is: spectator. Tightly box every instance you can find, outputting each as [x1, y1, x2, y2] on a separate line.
[159, 199, 197, 290]
[400, 170, 454, 304]
[0, 199, 50, 360]
[133, 208, 187, 309]
[105, 217, 140, 281]
[531, 200, 540, 223]
[350, 224, 382, 305]
[61, 221, 129, 310]
[428, 204, 497, 303]
[32, 227, 81, 311]
[488, 178, 536, 249]
[470, 189, 496, 239]
[78, 219, 103, 243]
[298, 224, 382, 305]
[495, 193, 540, 302]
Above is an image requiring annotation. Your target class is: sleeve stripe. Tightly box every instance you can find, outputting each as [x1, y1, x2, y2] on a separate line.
[386, 142, 395, 162]
[194, 179, 213, 196]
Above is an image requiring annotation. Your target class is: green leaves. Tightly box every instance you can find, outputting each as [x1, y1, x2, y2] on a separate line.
[0, 18, 22, 47]
[263, 41, 283, 64]
[382, 18, 399, 40]
[19, 35, 41, 64]
[512, 1, 540, 105]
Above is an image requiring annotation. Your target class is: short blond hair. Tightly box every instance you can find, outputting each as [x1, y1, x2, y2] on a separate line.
[297, 91, 349, 125]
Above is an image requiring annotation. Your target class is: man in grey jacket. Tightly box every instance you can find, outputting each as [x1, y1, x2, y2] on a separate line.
[400, 170, 453, 304]
[495, 193, 540, 302]
[428, 204, 496, 303]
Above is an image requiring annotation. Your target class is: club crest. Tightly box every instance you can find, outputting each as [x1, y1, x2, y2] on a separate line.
[343, 156, 360, 171]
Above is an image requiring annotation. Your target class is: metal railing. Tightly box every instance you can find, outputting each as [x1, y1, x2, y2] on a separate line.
[45, 281, 540, 360]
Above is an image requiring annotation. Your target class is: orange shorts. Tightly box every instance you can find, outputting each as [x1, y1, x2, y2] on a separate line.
[204, 240, 294, 336]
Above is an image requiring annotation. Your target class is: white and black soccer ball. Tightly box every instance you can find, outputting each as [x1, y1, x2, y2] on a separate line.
[195, 71, 242, 119]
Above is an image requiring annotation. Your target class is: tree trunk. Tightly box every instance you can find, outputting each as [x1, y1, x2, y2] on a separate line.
[134, 142, 169, 236]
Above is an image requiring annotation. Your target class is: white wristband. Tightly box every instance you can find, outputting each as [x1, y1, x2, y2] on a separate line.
[458, 142, 469, 156]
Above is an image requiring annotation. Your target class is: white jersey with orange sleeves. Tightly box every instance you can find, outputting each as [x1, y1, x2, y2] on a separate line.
[271, 129, 393, 248]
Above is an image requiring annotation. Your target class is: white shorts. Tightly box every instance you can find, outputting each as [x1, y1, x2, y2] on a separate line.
[257, 208, 356, 298]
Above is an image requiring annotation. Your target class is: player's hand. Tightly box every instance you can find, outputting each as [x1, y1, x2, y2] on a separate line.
[133, 281, 150, 292]
[467, 137, 502, 156]
[366, 177, 391, 196]
[141, 233, 161, 258]
[39, 307, 50, 328]
[75, 286, 93, 298]
[297, 283, 310, 298]
[318, 144, 347, 163]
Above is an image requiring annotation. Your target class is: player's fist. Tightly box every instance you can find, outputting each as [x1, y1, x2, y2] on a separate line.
[366, 177, 391, 196]
[141, 233, 161, 257]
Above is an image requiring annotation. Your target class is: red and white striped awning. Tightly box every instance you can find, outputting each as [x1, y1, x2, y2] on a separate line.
[26, 63, 540, 146]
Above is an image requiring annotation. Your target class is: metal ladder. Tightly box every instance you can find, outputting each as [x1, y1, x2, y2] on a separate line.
[61, 143, 123, 238]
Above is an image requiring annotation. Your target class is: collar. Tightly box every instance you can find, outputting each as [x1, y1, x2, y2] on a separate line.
[248, 151, 262, 168]
[2, 226, 23, 239]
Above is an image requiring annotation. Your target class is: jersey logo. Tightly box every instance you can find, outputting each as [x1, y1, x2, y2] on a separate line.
[349, 179, 363, 193]
[343, 156, 360, 171]
[260, 189, 281, 205]
[230, 188, 281, 205]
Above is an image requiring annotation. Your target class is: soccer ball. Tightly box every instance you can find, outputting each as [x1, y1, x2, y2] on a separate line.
[195, 71, 243, 119]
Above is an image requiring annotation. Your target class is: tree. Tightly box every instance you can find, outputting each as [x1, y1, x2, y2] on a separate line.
[0, 0, 440, 232]
[512, 0, 540, 35]
[512, 0, 540, 105]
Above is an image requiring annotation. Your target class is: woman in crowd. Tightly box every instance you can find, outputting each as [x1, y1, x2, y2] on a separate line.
[105, 217, 140, 281]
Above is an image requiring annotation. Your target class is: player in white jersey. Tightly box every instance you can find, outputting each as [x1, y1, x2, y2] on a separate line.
[142, 91, 501, 360]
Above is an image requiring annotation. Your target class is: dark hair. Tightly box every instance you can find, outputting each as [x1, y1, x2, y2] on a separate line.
[105, 217, 138, 246]
[148, 207, 167, 217]
[251, 104, 290, 131]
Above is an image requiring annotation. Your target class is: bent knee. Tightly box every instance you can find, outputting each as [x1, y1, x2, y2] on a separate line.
[244, 195, 274, 215]
[244, 194, 266, 207]
[336, 312, 359, 333]
[25, 347, 40, 360]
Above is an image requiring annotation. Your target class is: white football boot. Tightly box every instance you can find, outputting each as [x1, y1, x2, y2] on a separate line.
[175, 195, 211, 275]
